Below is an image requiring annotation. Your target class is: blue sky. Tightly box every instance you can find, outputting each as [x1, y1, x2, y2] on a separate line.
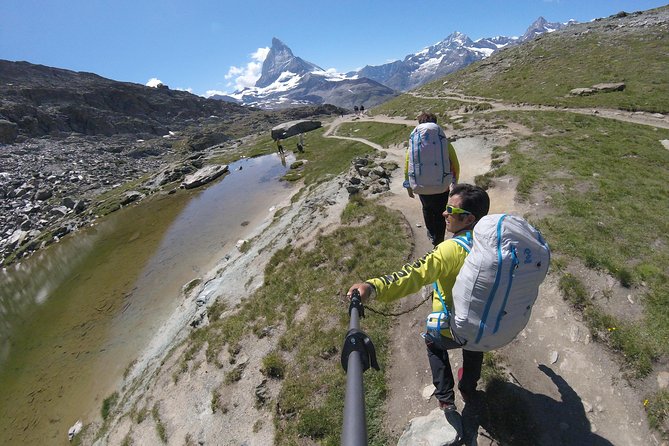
[2, 0, 666, 97]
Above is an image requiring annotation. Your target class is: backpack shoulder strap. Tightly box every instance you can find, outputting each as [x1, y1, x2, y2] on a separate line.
[451, 231, 473, 253]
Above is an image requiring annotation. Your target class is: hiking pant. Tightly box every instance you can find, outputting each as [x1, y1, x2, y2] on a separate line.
[418, 191, 449, 246]
[424, 333, 483, 405]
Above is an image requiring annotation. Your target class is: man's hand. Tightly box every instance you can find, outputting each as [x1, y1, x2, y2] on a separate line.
[407, 187, 415, 198]
[347, 282, 374, 302]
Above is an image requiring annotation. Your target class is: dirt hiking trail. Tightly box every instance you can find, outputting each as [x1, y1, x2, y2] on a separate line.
[326, 112, 659, 445]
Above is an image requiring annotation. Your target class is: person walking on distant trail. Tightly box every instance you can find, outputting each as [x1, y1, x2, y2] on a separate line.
[347, 183, 489, 413]
[297, 132, 305, 153]
[404, 112, 460, 246]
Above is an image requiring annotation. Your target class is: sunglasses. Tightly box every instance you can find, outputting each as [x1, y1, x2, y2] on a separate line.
[445, 205, 472, 215]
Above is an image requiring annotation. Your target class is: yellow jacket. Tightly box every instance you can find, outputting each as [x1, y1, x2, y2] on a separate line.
[366, 232, 472, 336]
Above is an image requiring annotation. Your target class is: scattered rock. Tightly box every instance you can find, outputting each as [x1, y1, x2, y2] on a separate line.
[397, 408, 461, 446]
[67, 419, 83, 441]
[255, 379, 270, 408]
[422, 385, 436, 400]
[120, 191, 144, 206]
[550, 351, 559, 364]
[569, 82, 625, 96]
[658, 371, 669, 389]
[34, 188, 53, 201]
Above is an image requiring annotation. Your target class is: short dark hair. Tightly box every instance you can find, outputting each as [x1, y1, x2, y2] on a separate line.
[417, 112, 438, 124]
[449, 183, 490, 222]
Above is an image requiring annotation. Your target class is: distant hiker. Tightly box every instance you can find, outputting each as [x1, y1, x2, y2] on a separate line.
[347, 184, 490, 413]
[405, 112, 460, 246]
[275, 138, 284, 155]
[296, 133, 305, 153]
[353, 105, 359, 115]
[360, 104, 365, 115]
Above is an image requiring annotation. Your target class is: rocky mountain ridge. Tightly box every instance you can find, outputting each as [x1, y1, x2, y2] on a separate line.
[353, 17, 572, 91]
[0, 60, 257, 143]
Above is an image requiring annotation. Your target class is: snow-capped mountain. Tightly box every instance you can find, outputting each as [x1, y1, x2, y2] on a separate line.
[354, 17, 572, 92]
[227, 38, 395, 110]
[223, 17, 572, 109]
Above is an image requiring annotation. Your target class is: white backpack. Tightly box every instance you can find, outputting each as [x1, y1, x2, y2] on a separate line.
[408, 122, 451, 195]
[450, 214, 550, 351]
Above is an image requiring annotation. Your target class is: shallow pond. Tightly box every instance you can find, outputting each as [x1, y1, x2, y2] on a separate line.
[0, 153, 293, 444]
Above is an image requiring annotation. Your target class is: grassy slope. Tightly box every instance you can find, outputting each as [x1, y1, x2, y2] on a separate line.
[417, 8, 669, 114]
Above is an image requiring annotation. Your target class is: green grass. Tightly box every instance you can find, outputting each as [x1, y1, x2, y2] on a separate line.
[283, 128, 375, 185]
[422, 16, 669, 113]
[261, 351, 287, 379]
[101, 392, 119, 420]
[645, 389, 669, 434]
[477, 110, 669, 378]
[183, 195, 411, 445]
[371, 94, 470, 120]
[335, 121, 411, 148]
[152, 403, 168, 444]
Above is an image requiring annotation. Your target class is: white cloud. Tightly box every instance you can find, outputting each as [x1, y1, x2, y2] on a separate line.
[146, 77, 163, 88]
[224, 47, 269, 92]
[205, 89, 227, 98]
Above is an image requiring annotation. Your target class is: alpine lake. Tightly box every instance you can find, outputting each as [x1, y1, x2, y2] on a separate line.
[0, 153, 294, 444]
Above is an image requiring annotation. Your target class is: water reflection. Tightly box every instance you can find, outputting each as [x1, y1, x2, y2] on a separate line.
[0, 153, 293, 444]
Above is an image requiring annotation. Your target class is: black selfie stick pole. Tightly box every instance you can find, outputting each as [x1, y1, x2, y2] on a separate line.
[341, 289, 379, 446]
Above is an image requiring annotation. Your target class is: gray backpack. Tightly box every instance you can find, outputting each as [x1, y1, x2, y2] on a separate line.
[450, 214, 550, 351]
[408, 122, 451, 195]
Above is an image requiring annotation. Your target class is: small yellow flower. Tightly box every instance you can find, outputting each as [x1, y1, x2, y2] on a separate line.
[607, 327, 617, 332]
[643, 399, 649, 407]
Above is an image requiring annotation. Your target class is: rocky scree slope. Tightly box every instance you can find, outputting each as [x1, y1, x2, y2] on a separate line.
[0, 59, 346, 265]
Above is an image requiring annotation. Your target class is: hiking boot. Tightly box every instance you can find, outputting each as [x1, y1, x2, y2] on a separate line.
[439, 401, 457, 413]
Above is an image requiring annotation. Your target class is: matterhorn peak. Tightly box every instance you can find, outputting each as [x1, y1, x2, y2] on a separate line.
[255, 38, 322, 88]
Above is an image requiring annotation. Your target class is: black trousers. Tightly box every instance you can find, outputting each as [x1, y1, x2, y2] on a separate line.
[424, 333, 483, 405]
[418, 191, 449, 246]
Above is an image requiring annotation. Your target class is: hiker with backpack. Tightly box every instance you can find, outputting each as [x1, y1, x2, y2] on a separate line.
[405, 112, 460, 246]
[346, 184, 551, 414]
[347, 184, 489, 413]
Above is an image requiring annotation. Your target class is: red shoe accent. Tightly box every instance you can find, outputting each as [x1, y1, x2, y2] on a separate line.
[439, 401, 457, 413]
[457, 367, 464, 382]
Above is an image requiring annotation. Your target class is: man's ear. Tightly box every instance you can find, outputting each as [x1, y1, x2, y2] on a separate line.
[466, 214, 477, 226]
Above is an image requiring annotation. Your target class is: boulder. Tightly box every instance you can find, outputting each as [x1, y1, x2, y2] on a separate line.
[34, 188, 53, 201]
[62, 197, 76, 209]
[271, 120, 321, 140]
[50, 206, 70, 217]
[74, 200, 87, 213]
[181, 164, 228, 189]
[397, 408, 461, 446]
[120, 191, 144, 206]
[570, 82, 625, 96]
[0, 119, 18, 144]
[591, 82, 625, 92]
[7, 229, 28, 250]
